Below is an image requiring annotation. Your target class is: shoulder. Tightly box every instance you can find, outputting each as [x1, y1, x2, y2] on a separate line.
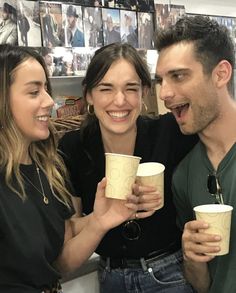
[138, 113, 184, 137]
[58, 129, 82, 156]
[173, 142, 201, 179]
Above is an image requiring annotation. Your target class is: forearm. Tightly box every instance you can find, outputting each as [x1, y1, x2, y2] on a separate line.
[56, 213, 106, 273]
[184, 259, 211, 293]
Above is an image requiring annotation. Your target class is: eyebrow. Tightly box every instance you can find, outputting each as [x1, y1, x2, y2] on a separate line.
[155, 68, 190, 79]
[97, 81, 141, 87]
[24, 81, 47, 87]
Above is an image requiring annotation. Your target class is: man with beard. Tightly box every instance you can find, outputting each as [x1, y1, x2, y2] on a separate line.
[156, 15, 236, 293]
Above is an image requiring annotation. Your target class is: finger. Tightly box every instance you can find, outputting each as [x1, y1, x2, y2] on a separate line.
[184, 250, 215, 263]
[134, 210, 156, 219]
[126, 194, 140, 204]
[125, 202, 138, 212]
[138, 193, 162, 202]
[138, 184, 157, 194]
[95, 177, 106, 199]
[185, 220, 209, 231]
[132, 183, 140, 196]
[137, 200, 161, 211]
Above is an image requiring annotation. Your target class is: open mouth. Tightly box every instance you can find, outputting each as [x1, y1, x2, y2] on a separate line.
[170, 103, 189, 119]
[108, 111, 130, 119]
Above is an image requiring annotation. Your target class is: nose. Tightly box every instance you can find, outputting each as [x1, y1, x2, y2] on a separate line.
[158, 80, 175, 101]
[113, 90, 126, 106]
[42, 90, 54, 109]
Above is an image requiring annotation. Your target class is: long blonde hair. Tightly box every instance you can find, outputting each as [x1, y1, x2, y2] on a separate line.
[0, 44, 72, 207]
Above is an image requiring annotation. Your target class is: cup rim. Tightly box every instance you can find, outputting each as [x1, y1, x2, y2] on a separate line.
[137, 162, 165, 176]
[105, 152, 141, 160]
[194, 204, 233, 213]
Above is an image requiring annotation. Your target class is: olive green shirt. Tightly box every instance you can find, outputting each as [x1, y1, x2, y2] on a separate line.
[173, 141, 236, 293]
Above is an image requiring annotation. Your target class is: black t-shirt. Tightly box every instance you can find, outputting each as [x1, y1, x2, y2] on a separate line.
[59, 114, 198, 258]
[0, 164, 73, 293]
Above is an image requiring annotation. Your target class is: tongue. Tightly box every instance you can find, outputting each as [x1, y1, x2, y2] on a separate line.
[177, 104, 188, 118]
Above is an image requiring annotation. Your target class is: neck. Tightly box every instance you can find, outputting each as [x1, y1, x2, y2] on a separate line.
[102, 128, 137, 156]
[20, 148, 32, 165]
[199, 100, 236, 170]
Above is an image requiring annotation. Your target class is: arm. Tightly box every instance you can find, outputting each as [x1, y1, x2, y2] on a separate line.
[56, 178, 139, 272]
[182, 220, 221, 293]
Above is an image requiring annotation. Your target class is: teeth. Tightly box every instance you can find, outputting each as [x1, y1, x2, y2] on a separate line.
[172, 103, 187, 109]
[37, 116, 49, 122]
[108, 111, 129, 118]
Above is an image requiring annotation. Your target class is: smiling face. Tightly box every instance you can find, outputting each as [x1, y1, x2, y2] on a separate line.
[86, 58, 143, 138]
[10, 58, 54, 148]
[156, 42, 221, 135]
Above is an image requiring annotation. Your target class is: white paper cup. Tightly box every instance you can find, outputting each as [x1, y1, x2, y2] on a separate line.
[194, 204, 233, 255]
[136, 162, 165, 210]
[105, 153, 141, 200]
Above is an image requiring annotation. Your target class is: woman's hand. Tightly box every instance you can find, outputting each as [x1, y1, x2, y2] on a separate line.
[132, 183, 162, 219]
[92, 178, 139, 232]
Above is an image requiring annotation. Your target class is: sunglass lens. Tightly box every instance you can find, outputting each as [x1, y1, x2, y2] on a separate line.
[122, 220, 141, 240]
[207, 175, 217, 194]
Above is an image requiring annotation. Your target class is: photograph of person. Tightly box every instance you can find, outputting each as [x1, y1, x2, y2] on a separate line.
[138, 12, 154, 49]
[0, 1, 17, 45]
[17, 0, 42, 47]
[62, 3, 84, 47]
[72, 46, 96, 75]
[115, 0, 136, 10]
[137, 0, 154, 12]
[83, 6, 103, 47]
[39, 2, 62, 48]
[102, 8, 121, 45]
[120, 10, 138, 48]
[103, 0, 115, 9]
[40, 46, 55, 76]
[155, 3, 185, 30]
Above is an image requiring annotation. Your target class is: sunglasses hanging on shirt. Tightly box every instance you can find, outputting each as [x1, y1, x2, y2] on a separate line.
[207, 174, 224, 204]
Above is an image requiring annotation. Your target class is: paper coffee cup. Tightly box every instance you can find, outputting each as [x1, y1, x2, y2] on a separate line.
[194, 204, 233, 256]
[136, 162, 165, 210]
[105, 153, 141, 200]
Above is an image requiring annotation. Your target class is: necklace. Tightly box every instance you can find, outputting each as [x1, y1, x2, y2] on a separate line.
[22, 164, 49, 205]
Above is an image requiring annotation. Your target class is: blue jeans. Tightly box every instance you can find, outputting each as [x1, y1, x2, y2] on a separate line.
[98, 249, 195, 293]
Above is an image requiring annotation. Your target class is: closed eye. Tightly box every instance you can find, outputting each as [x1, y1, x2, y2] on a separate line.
[29, 90, 39, 96]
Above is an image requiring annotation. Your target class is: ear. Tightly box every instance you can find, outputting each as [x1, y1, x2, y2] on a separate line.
[142, 85, 149, 98]
[212, 60, 232, 88]
[86, 92, 93, 105]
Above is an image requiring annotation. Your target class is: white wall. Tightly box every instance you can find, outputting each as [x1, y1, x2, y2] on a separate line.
[154, 0, 236, 17]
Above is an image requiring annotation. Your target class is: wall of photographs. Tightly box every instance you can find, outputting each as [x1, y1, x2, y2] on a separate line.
[1, 0, 236, 116]
[1, 0, 235, 76]
[0, 0, 158, 77]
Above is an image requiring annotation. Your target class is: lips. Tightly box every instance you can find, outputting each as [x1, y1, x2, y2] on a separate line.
[168, 103, 189, 119]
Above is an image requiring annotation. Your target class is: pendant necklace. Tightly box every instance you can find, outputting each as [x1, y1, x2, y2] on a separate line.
[22, 164, 49, 205]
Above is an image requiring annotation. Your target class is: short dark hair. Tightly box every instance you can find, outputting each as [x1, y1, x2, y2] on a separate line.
[3, 2, 13, 14]
[155, 15, 235, 93]
[66, 5, 78, 18]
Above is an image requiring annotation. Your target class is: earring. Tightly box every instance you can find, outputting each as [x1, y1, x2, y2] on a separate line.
[142, 100, 148, 112]
[87, 104, 94, 115]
